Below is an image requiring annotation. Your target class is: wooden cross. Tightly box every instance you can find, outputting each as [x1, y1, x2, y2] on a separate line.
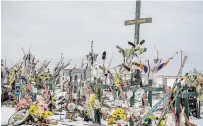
[124, 1, 152, 124]
[124, 0, 152, 44]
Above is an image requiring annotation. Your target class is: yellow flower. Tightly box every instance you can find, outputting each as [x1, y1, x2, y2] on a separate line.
[38, 112, 43, 118]
[112, 112, 117, 118]
[120, 114, 126, 121]
[89, 95, 97, 106]
[44, 111, 50, 118]
[148, 115, 158, 120]
[38, 111, 54, 119]
[114, 79, 120, 87]
[41, 112, 46, 118]
[92, 95, 96, 100]
[115, 108, 124, 114]
[108, 117, 116, 125]
[111, 108, 126, 120]
[29, 105, 38, 115]
[47, 111, 54, 116]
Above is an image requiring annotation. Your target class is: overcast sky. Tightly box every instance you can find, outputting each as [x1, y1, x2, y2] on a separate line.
[2, 1, 203, 75]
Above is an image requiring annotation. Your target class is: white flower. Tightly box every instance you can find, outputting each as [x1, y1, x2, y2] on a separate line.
[95, 100, 100, 104]
[94, 100, 101, 109]
[34, 117, 38, 122]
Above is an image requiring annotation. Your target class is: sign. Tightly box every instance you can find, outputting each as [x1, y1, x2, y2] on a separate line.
[124, 18, 152, 25]
[114, 99, 122, 106]
[33, 87, 38, 93]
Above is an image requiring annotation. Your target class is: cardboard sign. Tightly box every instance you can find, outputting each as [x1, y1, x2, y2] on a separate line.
[33, 87, 38, 93]
[72, 93, 77, 99]
[114, 99, 122, 106]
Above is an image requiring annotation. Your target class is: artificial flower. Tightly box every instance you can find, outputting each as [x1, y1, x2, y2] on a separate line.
[110, 108, 126, 121]
[112, 112, 117, 118]
[29, 105, 38, 115]
[94, 100, 101, 109]
[120, 114, 126, 120]
[88, 95, 96, 106]
[115, 108, 124, 114]
[48, 111, 54, 116]
[41, 111, 51, 118]
[108, 117, 116, 124]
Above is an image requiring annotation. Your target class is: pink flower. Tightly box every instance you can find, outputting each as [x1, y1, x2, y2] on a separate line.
[16, 99, 27, 111]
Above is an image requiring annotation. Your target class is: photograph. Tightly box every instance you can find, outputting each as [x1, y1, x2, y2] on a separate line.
[1, 0, 203, 126]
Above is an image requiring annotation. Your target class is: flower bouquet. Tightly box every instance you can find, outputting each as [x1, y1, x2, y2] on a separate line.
[87, 94, 97, 116]
[8, 97, 55, 126]
[86, 94, 102, 123]
[28, 99, 54, 124]
[108, 108, 127, 126]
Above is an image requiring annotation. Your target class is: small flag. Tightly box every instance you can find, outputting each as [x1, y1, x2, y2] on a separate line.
[157, 58, 171, 71]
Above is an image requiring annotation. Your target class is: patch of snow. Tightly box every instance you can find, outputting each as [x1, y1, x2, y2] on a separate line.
[190, 118, 203, 126]
[2, 106, 203, 126]
[1, 107, 16, 125]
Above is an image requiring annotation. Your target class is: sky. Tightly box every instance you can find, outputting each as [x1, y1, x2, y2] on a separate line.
[1, 1, 203, 75]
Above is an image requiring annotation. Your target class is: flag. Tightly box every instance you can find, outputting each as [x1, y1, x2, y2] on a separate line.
[133, 62, 148, 73]
[157, 58, 171, 71]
